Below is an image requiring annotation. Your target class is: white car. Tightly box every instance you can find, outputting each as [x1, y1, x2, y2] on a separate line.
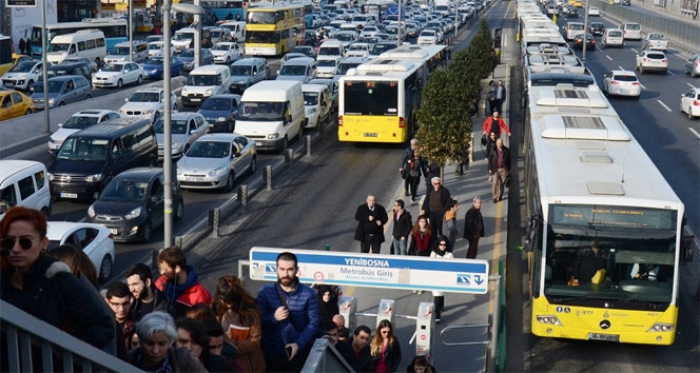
[92, 62, 144, 88]
[46, 221, 115, 282]
[360, 25, 381, 39]
[176, 133, 257, 192]
[153, 112, 210, 160]
[418, 30, 438, 46]
[345, 43, 371, 58]
[48, 110, 123, 154]
[680, 87, 700, 119]
[211, 42, 244, 64]
[316, 57, 341, 79]
[588, 7, 600, 16]
[602, 70, 641, 99]
[636, 50, 668, 74]
[1, 60, 48, 91]
[119, 87, 177, 124]
[147, 41, 173, 57]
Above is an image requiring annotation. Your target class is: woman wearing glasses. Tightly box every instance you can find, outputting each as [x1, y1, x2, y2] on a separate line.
[430, 235, 454, 323]
[0, 206, 115, 352]
[370, 319, 402, 373]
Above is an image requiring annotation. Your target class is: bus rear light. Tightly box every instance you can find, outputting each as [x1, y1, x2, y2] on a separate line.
[399, 117, 405, 128]
[338, 115, 343, 126]
[648, 323, 674, 332]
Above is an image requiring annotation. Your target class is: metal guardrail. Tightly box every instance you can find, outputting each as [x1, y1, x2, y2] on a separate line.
[0, 300, 142, 372]
[597, 0, 700, 51]
[301, 337, 355, 373]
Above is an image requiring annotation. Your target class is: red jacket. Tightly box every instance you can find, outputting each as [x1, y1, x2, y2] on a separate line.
[483, 116, 511, 137]
[155, 275, 212, 310]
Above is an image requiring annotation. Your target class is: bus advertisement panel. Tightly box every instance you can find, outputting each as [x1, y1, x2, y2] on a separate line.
[244, 4, 305, 56]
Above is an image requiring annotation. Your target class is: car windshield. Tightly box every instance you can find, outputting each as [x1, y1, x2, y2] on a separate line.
[292, 47, 312, 56]
[148, 44, 163, 50]
[100, 64, 124, 72]
[50, 43, 70, 52]
[317, 59, 337, 67]
[186, 141, 230, 158]
[172, 32, 194, 41]
[10, 61, 36, 73]
[237, 101, 286, 121]
[349, 45, 367, 51]
[100, 180, 148, 201]
[33, 80, 64, 93]
[180, 49, 195, 57]
[187, 74, 218, 86]
[421, 31, 436, 36]
[304, 92, 319, 106]
[230, 65, 251, 76]
[57, 138, 109, 160]
[200, 97, 232, 111]
[212, 44, 231, 51]
[130, 92, 160, 102]
[62, 115, 99, 130]
[335, 33, 355, 41]
[319, 47, 341, 56]
[280, 65, 307, 76]
[154, 118, 189, 134]
[62, 58, 86, 65]
[336, 62, 360, 75]
[144, 57, 165, 65]
[111, 47, 130, 55]
[371, 44, 396, 55]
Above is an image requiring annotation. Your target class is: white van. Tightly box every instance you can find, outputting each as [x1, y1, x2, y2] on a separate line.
[105, 40, 149, 63]
[219, 21, 246, 42]
[172, 27, 197, 53]
[236, 80, 306, 152]
[302, 84, 332, 129]
[0, 160, 52, 220]
[621, 22, 642, 40]
[47, 30, 107, 65]
[181, 64, 231, 106]
[563, 22, 585, 41]
[602, 28, 624, 48]
[317, 39, 345, 60]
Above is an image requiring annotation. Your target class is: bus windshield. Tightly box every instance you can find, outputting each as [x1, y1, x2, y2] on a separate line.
[343, 80, 398, 116]
[542, 204, 677, 304]
[247, 11, 277, 24]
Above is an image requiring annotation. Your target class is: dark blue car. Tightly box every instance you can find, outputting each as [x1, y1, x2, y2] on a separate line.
[197, 94, 241, 133]
[142, 56, 184, 79]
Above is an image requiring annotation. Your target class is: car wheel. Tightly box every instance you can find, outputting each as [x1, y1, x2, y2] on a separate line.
[137, 75, 143, 85]
[690, 108, 694, 119]
[174, 199, 184, 221]
[140, 220, 152, 243]
[248, 156, 256, 175]
[117, 79, 123, 88]
[24, 109, 32, 116]
[86, 94, 92, 99]
[27, 80, 34, 90]
[225, 57, 230, 64]
[57, 101, 64, 107]
[279, 136, 289, 154]
[98, 255, 113, 282]
[224, 171, 235, 192]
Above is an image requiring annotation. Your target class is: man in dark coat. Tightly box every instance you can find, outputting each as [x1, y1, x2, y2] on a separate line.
[125, 263, 176, 320]
[463, 197, 485, 259]
[354, 194, 389, 254]
[488, 138, 511, 203]
[421, 177, 452, 236]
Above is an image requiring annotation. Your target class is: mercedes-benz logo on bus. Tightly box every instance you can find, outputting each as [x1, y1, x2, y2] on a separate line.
[599, 320, 611, 330]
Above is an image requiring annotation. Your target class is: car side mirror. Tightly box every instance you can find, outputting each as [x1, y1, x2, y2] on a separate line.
[124, 97, 129, 102]
[276, 70, 280, 75]
[150, 195, 159, 203]
[285, 114, 292, 123]
[58, 122, 63, 128]
[234, 152, 241, 158]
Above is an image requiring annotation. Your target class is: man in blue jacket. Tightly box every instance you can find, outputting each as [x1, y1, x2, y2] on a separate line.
[256, 252, 320, 372]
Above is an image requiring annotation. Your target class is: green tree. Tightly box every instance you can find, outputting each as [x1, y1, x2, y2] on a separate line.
[468, 19, 495, 80]
[415, 70, 472, 166]
[448, 49, 482, 116]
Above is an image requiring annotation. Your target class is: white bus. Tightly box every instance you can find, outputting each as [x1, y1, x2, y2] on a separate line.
[30, 18, 128, 58]
[338, 58, 425, 143]
[46, 30, 107, 65]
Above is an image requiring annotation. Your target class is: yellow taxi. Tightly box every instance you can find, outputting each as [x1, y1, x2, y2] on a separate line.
[568, 0, 577, 4]
[574, 0, 584, 7]
[13, 54, 33, 66]
[0, 90, 35, 121]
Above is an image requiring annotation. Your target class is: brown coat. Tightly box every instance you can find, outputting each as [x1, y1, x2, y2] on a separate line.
[220, 309, 266, 373]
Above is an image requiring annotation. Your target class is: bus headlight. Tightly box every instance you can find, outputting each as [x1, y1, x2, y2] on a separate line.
[536, 315, 562, 326]
[648, 323, 674, 332]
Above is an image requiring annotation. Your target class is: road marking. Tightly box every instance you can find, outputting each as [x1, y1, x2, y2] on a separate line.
[639, 82, 646, 90]
[657, 100, 672, 112]
[618, 65, 626, 71]
[688, 82, 695, 88]
[606, 55, 613, 61]
[668, 71, 675, 76]
[690, 127, 700, 139]
[631, 48, 639, 54]
[504, 34, 508, 48]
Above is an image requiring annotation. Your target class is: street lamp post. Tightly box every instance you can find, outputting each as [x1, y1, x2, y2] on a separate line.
[162, 0, 205, 249]
[582, 0, 590, 61]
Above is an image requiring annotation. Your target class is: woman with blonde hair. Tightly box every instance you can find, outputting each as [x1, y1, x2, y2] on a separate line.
[213, 275, 266, 373]
[371, 319, 402, 373]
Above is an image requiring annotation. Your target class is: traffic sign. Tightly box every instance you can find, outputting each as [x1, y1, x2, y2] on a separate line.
[250, 247, 490, 294]
[386, 4, 399, 15]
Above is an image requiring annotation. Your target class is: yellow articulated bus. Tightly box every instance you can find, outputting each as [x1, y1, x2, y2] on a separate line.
[522, 80, 690, 346]
[244, 3, 305, 56]
[338, 58, 426, 143]
[0, 36, 14, 76]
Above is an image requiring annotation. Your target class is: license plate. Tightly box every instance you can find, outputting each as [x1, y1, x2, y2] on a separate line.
[185, 177, 203, 181]
[588, 333, 619, 342]
[190, 98, 201, 102]
[364, 132, 378, 137]
[109, 229, 118, 235]
[60, 192, 77, 199]
[255, 142, 262, 146]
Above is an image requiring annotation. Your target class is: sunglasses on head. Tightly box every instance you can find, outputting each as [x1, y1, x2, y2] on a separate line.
[0, 236, 35, 251]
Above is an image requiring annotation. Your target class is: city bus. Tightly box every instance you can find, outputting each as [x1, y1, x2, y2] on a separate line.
[30, 18, 128, 58]
[379, 44, 448, 74]
[338, 58, 425, 143]
[522, 82, 688, 346]
[0, 35, 13, 76]
[244, 3, 305, 56]
[202, 0, 246, 22]
[299, 1, 315, 29]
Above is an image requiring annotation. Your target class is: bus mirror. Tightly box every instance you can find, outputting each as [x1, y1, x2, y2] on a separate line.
[524, 214, 542, 252]
[682, 236, 695, 262]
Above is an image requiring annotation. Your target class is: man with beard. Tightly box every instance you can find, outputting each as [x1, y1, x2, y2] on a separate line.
[349, 325, 373, 373]
[126, 263, 176, 320]
[104, 282, 136, 359]
[256, 252, 320, 372]
[155, 246, 212, 317]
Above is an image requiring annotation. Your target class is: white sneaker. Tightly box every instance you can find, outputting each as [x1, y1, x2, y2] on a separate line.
[488, 175, 492, 181]
[417, 290, 423, 295]
[412, 290, 417, 294]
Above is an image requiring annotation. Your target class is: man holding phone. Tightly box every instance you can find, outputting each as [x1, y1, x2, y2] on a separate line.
[256, 252, 320, 372]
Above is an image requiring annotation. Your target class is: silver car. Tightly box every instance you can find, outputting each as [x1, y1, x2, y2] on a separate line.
[176, 133, 257, 192]
[154, 112, 210, 160]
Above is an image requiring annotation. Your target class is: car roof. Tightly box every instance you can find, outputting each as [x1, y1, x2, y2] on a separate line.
[46, 221, 107, 237]
[610, 69, 637, 76]
[302, 83, 328, 93]
[69, 110, 118, 117]
[196, 133, 241, 142]
[208, 94, 242, 100]
[233, 57, 266, 65]
[135, 87, 165, 93]
[48, 75, 85, 81]
[170, 112, 204, 120]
